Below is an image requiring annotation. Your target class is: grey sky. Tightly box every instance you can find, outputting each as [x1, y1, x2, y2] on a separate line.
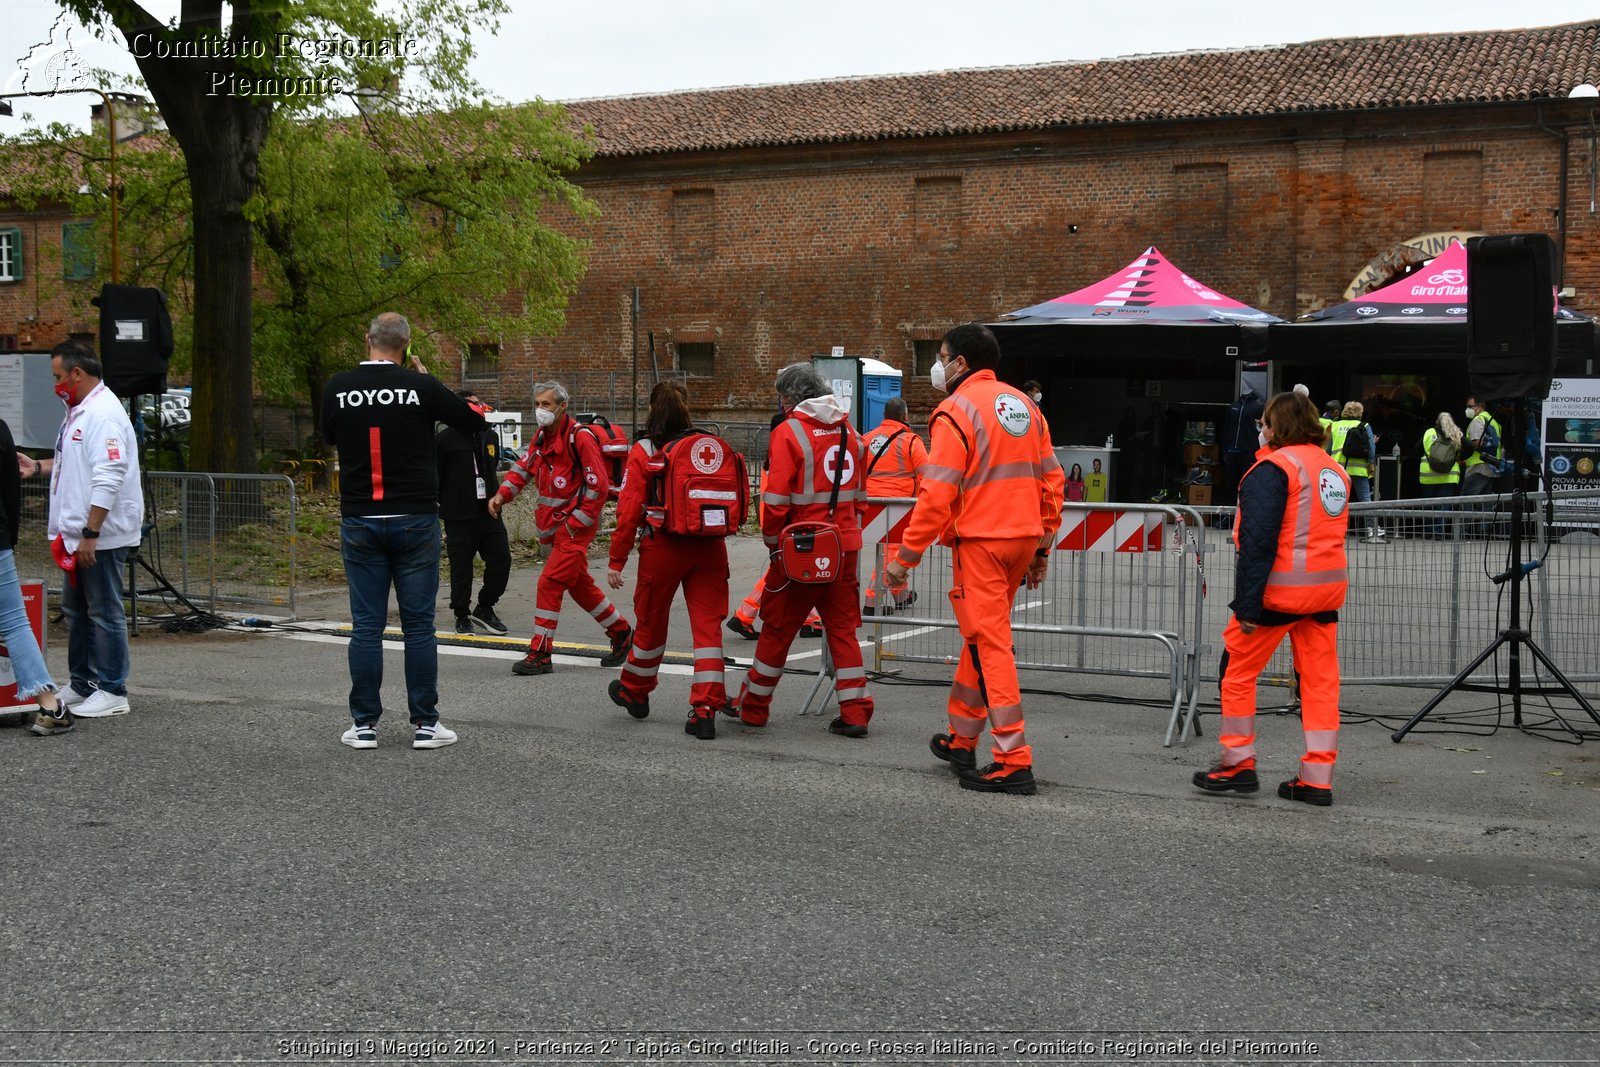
[4, 0, 1598, 131]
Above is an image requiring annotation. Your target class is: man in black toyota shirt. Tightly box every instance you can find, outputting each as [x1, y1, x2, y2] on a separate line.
[322, 312, 485, 752]
[437, 390, 511, 636]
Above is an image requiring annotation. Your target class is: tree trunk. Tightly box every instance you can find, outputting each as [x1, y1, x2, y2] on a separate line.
[121, 9, 273, 475]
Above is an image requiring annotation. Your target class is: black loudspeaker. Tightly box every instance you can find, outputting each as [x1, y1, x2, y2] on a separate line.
[93, 284, 175, 399]
[1466, 234, 1557, 401]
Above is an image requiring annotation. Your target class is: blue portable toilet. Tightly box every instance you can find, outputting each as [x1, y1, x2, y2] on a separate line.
[859, 358, 903, 430]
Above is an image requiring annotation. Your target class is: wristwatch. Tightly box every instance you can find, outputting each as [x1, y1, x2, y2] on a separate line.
[80, 526, 100, 539]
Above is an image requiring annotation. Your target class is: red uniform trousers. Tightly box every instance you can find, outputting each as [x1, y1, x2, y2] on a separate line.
[1217, 615, 1340, 788]
[945, 537, 1036, 769]
[531, 529, 628, 653]
[734, 571, 820, 629]
[736, 552, 872, 727]
[618, 536, 730, 711]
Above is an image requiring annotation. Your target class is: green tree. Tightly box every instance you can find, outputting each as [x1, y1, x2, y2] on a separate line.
[40, 0, 589, 472]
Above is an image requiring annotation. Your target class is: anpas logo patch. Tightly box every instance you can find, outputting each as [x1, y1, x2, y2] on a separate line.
[994, 393, 1033, 437]
[1318, 468, 1348, 516]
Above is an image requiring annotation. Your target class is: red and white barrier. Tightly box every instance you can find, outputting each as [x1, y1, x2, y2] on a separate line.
[861, 500, 1163, 553]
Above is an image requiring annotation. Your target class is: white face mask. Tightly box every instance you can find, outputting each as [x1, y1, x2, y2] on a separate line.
[930, 358, 948, 393]
[1032, 393, 1042, 404]
[1464, 408, 1477, 423]
[535, 407, 557, 428]
[1258, 427, 1272, 449]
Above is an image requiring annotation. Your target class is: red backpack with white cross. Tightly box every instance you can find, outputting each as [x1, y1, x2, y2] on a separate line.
[644, 430, 749, 537]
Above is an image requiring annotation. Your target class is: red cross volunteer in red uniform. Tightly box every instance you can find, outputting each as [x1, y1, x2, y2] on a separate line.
[1193, 390, 1350, 806]
[886, 325, 1065, 795]
[732, 362, 873, 737]
[489, 381, 632, 675]
[606, 382, 743, 740]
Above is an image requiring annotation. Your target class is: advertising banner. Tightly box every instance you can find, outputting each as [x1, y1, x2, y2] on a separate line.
[1543, 378, 1600, 520]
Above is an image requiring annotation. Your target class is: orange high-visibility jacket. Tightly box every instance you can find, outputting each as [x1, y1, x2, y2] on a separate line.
[1235, 443, 1351, 614]
[896, 370, 1065, 565]
[862, 418, 928, 498]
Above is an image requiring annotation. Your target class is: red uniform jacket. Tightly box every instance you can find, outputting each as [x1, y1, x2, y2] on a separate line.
[495, 415, 609, 546]
[760, 396, 868, 552]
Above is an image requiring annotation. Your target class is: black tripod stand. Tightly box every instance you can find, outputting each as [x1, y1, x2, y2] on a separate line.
[125, 396, 220, 636]
[1393, 398, 1600, 741]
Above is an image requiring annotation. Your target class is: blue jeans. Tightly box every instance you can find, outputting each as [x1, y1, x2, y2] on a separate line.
[60, 544, 132, 696]
[340, 515, 441, 726]
[0, 548, 57, 702]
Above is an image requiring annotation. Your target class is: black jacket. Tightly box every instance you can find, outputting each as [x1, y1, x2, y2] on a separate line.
[436, 423, 503, 523]
[0, 419, 20, 551]
[321, 363, 486, 517]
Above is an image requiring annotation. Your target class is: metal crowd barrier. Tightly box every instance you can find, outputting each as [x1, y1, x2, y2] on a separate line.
[14, 473, 300, 619]
[1190, 489, 1600, 698]
[860, 499, 1209, 744]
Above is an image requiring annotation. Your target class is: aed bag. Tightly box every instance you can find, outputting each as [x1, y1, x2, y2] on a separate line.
[644, 431, 749, 537]
[776, 423, 850, 585]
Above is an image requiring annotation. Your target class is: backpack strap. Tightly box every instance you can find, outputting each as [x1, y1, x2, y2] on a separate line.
[826, 423, 848, 517]
[865, 428, 908, 478]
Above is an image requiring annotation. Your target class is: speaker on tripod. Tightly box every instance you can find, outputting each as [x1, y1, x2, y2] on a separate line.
[1466, 234, 1557, 404]
[1394, 232, 1600, 741]
[93, 284, 175, 400]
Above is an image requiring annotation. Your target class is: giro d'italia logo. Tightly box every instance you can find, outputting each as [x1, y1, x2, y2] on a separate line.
[8, 13, 92, 96]
[993, 393, 1033, 437]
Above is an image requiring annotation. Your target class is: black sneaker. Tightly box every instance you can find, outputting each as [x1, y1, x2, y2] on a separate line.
[827, 716, 868, 739]
[1192, 762, 1260, 794]
[512, 649, 552, 676]
[472, 605, 509, 635]
[608, 679, 649, 720]
[685, 708, 717, 740]
[958, 762, 1037, 795]
[454, 615, 473, 634]
[600, 626, 632, 668]
[798, 622, 823, 639]
[1278, 778, 1333, 806]
[28, 705, 75, 737]
[929, 732, 977, 773]
[725, 616, 758, 641]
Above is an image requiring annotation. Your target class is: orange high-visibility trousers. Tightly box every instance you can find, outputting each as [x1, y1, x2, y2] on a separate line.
[1217, 615, 1340, 787]
[734, 570, 820, 629]
[945, 536, 1036, 769]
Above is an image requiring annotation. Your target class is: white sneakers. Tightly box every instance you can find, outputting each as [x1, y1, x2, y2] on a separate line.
[340, 721, 459, 749]
[413, 722, 458, 749]
[59, 685, 94, 709]
[73, 689, 131, 718]
[341, 723, 378, 749]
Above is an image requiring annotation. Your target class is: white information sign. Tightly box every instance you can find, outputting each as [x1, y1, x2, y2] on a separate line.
[0, 355, 22, 428]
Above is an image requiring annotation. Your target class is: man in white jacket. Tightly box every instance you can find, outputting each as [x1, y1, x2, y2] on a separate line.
[20, 342, 145, 718]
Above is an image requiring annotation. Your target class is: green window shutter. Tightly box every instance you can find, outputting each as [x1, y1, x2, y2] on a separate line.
[62, 221, 95, 280]
[0, 227, 21, 283]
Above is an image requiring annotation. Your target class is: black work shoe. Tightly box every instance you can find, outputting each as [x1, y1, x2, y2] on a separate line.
[454, 615, 473, 634]
[512, 650, 552, 676]
[1278, 778, 1333, 806]
[958, 762, 1037, 795]
[725, 616, 758, 641]
[718, 702, 744, 721]
[472, 605, 509, 635]
[827, 717, 868, 739]
[929, 732, 977, 773]
[798, 622, 823, 639]
[600, 626, 632, 668]
[1193, 762, 1260, 794]
[608, 679, 649, 720]
[685, 708, 717, 740]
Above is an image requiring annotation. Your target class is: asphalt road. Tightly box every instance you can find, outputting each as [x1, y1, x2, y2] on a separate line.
[4, 544, 1599, 1066]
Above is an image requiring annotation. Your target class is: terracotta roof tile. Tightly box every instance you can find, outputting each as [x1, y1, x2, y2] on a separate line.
[565, 21, 1600, 156]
